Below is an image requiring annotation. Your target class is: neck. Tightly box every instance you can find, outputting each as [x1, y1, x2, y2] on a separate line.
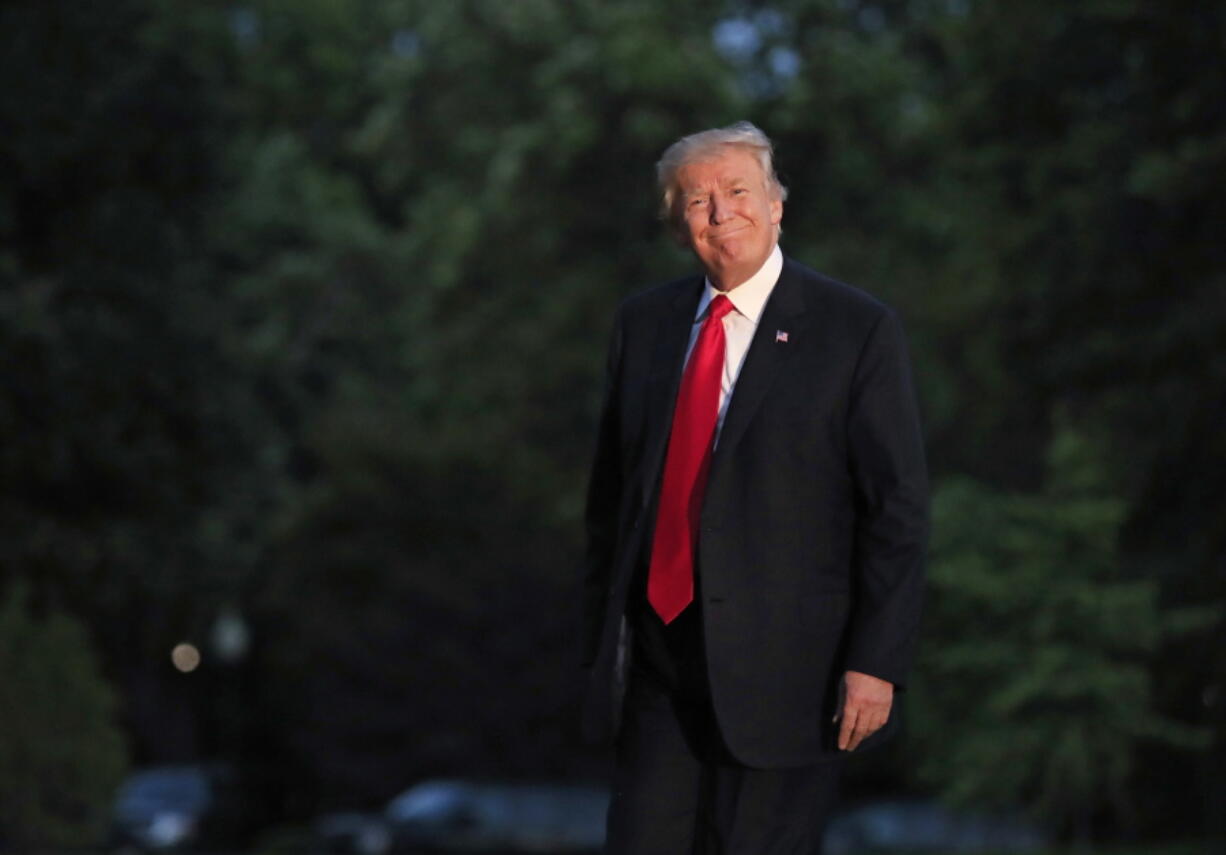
[709, 275, 744, 293]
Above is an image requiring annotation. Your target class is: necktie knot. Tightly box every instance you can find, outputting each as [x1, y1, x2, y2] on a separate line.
[708, 294, 735, 323]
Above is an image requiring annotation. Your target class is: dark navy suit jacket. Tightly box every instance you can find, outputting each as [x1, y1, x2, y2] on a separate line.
[581, 255, 929, 767]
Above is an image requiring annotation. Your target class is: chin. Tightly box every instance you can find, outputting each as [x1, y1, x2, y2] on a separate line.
[717, 248, 752, 269]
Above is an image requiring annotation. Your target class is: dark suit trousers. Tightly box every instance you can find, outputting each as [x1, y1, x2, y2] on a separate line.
[605, 602, 844, 855]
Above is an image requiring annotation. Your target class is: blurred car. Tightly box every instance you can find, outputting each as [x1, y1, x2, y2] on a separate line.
[313, 811, 393, 855]
[822, 799, 1048, 854]
[110, 764, 252, 852]
[384, 779, 609, 854]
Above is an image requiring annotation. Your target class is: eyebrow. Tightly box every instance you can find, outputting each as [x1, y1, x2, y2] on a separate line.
[680, 177, 753, 198]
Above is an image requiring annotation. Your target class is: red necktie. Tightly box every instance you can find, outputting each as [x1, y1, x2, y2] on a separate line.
[647, 294, 735, 624]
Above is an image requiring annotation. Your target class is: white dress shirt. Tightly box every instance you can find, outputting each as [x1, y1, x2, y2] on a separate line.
[685, 243, 784, 442]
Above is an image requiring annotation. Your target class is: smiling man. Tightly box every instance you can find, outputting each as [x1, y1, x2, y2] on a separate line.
[674, 145, 783, 290]
[580, 122, 929, 854]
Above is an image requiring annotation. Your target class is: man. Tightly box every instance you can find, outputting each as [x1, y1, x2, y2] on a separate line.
[581, 122, 928, 854]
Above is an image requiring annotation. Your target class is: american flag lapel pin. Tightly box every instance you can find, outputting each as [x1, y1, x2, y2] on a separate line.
[775, 330, 789, 343]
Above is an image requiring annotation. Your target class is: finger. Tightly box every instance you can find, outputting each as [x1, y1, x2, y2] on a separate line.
[848, 710, 887, 752]
[837, 707, 858, 751]
[847, 717, 870, 751]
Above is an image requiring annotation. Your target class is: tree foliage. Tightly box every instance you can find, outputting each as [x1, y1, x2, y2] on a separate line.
[910, 426, 1214, 837]
[0, 583, 127, 849]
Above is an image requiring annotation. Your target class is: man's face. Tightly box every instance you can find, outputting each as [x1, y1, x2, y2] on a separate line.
[674, 146, 783, 291]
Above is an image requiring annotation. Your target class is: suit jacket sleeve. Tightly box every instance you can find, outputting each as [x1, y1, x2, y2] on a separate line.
[580, 305, 626, 667]
[842, 307, 929, 688]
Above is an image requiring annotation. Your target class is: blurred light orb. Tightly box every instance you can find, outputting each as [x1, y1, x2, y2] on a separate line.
[211, 607, 250, 663]
[171, 643, 201, 673]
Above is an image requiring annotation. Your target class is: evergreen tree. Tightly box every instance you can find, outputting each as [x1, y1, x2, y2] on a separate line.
[909, 425, 1215, 838]
[0, 583, 128, 849]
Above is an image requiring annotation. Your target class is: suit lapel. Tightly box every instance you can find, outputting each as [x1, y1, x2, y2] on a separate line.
[710, 259, 810, 469]
[640, 277, 704, 507]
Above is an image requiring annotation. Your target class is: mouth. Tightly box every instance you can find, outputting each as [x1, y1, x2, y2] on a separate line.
[708, 224, 749, 241]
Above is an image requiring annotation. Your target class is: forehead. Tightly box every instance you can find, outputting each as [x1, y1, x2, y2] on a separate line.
[675, 147, 766, 192]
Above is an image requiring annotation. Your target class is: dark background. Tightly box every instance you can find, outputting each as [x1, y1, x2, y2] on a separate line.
[1, 0, 1222, 850]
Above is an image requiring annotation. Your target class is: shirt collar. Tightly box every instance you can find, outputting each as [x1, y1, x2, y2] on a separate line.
[694, 243, 783, 325]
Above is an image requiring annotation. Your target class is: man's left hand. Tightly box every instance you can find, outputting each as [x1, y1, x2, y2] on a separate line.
[836, 670, 894, 751]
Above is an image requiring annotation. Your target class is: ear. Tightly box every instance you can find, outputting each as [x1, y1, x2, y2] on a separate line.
[769, 196, 783, 226]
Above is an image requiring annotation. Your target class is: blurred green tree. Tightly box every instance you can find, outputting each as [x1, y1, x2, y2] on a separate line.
[0, 0, 286, 763]
[910, 424, 1215, 839]
[0, 583, 128, 849]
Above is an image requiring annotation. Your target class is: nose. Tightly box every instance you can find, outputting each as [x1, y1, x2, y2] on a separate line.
[709, 194, 730, 224]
